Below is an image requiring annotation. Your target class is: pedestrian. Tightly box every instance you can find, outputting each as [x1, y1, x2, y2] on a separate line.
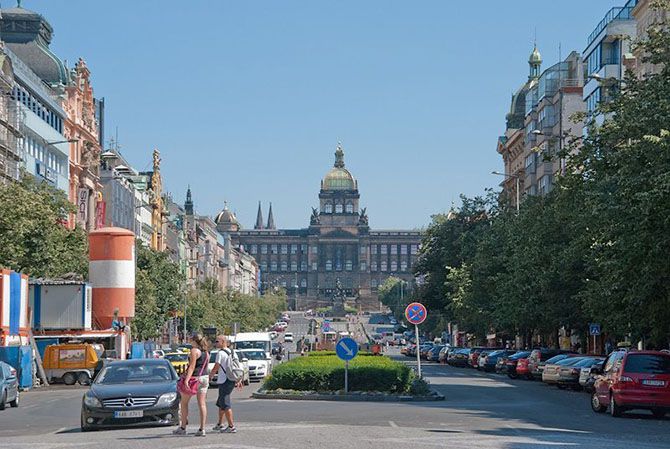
[209, 335, 242, 434]
[605, 338, 613, 355]
[174, 332, 210, 437]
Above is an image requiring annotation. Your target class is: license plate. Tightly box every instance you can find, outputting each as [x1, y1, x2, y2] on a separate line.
[642, 380, 665, 386]
[114, 410, 144, 418]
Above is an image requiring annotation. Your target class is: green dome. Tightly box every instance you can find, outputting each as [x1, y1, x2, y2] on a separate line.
[323, 167, 355, 190]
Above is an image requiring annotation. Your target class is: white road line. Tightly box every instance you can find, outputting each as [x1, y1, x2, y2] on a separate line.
[389, 420, 398, 428]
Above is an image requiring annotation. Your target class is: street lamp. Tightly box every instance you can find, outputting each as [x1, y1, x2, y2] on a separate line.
[491, 171, 520, 213]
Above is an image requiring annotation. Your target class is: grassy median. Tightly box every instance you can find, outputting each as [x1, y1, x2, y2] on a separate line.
[264, 353, 413, 393]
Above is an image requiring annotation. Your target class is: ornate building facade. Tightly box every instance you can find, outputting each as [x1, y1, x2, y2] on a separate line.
[218, 145, 422, 310]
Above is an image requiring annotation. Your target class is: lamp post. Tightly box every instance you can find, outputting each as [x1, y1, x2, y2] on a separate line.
[491, 171, 520, 213]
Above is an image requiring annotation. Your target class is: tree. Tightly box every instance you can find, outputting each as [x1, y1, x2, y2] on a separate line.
[0, 175, 88, 278]
[378, 276, 410, 320]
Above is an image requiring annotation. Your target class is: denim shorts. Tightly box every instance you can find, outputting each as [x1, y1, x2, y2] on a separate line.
[216, 379, 236, 410]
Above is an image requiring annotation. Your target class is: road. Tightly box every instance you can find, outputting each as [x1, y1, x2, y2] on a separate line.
[1, 316, 668, 448]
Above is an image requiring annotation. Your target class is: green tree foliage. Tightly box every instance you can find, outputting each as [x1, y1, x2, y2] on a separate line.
[131, 269, 162, 340]
[378, 276, 410, 320]
[0, 175, 87, 278]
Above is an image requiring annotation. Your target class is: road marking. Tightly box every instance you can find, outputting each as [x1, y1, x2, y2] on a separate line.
[389, 420, 398, 428]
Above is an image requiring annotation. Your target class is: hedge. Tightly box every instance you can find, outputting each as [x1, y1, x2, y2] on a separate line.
[264, 355, 413, 393]
[307, 351, 375, 357]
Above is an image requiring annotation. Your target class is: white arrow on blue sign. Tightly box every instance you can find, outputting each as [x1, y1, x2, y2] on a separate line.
[336, 337, 359, 361]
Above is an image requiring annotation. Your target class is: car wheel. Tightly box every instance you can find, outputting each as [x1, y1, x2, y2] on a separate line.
[610, 393, 623, 417]
[652, 409, 666, 419]
[591, 392, 607, 413]
[78, 372, 91, 386]
[0, 390, 6, 410]
[557, 384, 567, 390]
[508, 373, 518, 379]
[63, 372, 77, 386]
[9, 391, 19, 408]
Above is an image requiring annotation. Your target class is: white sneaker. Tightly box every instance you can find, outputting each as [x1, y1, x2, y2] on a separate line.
[212, 424, 224, 431]
[172, 427, 186, 435]
[221, 426, 237, 433]
[195, 428, 206, 437]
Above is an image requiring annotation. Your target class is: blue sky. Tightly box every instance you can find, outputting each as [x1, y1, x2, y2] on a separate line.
[25, 0, 617, 229]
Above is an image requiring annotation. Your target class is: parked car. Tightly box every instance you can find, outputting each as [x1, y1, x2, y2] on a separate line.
[80, 359, 179, 431]
[480, 350, 516, 372]
[477, 349, 503, 370]
[0, 361, 19, 410]
[284, 332, 294, 343]
[499, 351, 532, 378]
[592, 350, 670, 418]
[467, 347, 490, 369]
[580, 358, 608, 392]
[163, 352, 189, 376]
[542, 357, 586, 385]
[556, 357, 604, 390]
[438, 346, 451, 364]
[151, 350, 165, 359]
[426, 345, 445, 362]
[419, 343, 434, 359]
[448, 348, 472, 367]
[528, 348, 574, 379]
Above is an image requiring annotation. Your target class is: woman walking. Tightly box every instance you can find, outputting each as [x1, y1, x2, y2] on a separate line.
[174, 333, 210, 436]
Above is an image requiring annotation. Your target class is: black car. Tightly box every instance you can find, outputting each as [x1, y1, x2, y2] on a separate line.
[81, 359, 180, 431]
[497, 351, 531, 376]
[447, 348, 471, 367]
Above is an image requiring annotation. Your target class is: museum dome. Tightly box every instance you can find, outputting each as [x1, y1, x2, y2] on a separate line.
[322, 144, 356, 191]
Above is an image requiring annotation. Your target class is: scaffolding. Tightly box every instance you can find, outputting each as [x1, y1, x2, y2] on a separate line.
[0, 51, 22, 185]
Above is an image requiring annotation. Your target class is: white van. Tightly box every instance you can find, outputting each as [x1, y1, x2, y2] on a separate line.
[233, 332, 272, 354]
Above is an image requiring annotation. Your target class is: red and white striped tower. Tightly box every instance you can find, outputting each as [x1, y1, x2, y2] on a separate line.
[89, 227, 135, 330]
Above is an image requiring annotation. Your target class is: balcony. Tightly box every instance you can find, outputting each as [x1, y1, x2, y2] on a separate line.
[586, 0, 637, 47]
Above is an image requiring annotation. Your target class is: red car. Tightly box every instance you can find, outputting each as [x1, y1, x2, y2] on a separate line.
[591, 350, 670, 418]
[516, 357, 531, 378]
[468, 347, 488, 368]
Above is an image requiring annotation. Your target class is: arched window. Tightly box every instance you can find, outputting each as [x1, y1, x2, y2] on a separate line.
[335, 203, 343, 213]
[345, 202, 354, 213]
[300, 279, 307, 288]
[325, 260, 332, 271]
[325, 203, 333, 213]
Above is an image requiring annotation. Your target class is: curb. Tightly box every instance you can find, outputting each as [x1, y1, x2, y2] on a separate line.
[252, 390, 445, 402]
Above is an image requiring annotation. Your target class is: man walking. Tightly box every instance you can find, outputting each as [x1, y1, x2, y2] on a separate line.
[209, 335, 241, 433]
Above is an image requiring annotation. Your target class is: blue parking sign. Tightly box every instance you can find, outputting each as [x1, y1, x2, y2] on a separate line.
[589, 323, 601, 336]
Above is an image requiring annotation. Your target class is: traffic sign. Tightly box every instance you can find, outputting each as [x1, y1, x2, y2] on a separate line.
[336, 337, 358, 361]
[323, 320, 331, 332]
[405, 302, 427, 325]
[589, 323, 601, 336]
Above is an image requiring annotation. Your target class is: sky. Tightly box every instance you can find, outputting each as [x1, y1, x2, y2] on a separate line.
[20, 0, 619, 229]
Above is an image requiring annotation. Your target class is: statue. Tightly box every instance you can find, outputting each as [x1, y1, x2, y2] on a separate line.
[358, 207, 369, 226]
[310, 207, 321, 225]
[332, 278, 346, 316]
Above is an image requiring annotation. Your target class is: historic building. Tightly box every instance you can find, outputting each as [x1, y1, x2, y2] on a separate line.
[218, 145, 422, 311]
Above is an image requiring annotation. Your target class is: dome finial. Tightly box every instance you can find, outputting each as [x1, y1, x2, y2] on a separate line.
[334, 142, 345, 168]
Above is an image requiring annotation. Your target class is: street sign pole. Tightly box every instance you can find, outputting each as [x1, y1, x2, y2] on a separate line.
[345, 360, 349, 393]
[415, 323, 421, 378]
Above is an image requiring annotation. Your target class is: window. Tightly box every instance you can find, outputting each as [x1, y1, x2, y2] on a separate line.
[345, 260, 352, 271]
[335, 203, 343, 213]
[381, 245, 387, 255]
[335, 259, 342, 271]
[371, 279, 378, 288]
[401, 245, 408, 255]
[271, 244, 278, 254]
[525, 153, 536, 174]
[281, 261, 288, 271]
[301, 244, 307, 252]
[311, 246, 318, 254]
[270, 262, 277, 272]
[311, 262, 318, 271]
[371, 245, 378, 255]
[250, 244, 257, 254]
[326, 260, 332, 271]
[586, 88, 601, 114]
[345, 202, 353, 213]
[538, 175, 552, 195]
[360, 246, 367, 255]
[381, 261, 387, 272]
[410, 244, 418, 255]
[260, 262, 267, 272]
[360, 261, 367, 271]
[291, 261, 297, 271]
[400, 261, 408, 271]
[371, 261, 378, 271]
[391, 261, 397, 271]
[290, 244, 297, 254]
[301, 261, 307, 271]
[324, 203, 333, 213]
[261, 245, 267, 254]
[281, 245, 288, 254]
[281, 281, 287, 288]
[300, 279, 307, 288]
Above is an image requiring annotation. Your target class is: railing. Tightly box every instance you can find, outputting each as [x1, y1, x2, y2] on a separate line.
[587, 0, 638, 47]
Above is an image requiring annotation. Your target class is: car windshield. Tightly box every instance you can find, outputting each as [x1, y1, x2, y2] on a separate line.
[165, 353, 188, 363]
[624, 354, 670, 374]
[510, 351, 531, 359]
[557, 357, 584, 366]
[575, 358, 603, 367]
[236, 341, 267, 351]
[96, 363, 174, 384]
[241, 350, 267, 360]
[545, 354, 570, 364]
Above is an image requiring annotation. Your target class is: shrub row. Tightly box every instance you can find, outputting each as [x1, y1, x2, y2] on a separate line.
[307, 351, 375, 357]
[264, 355, 412, 393]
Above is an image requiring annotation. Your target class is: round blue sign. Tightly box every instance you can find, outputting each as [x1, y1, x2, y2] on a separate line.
[405, 302, 427, 325]
[335, 337, 359, 361]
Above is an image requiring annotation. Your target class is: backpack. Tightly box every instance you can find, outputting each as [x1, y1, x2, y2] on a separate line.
[222, 348, 244, 382]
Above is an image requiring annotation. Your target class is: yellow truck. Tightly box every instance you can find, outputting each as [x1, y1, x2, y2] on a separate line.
[43, 343, 101, 385]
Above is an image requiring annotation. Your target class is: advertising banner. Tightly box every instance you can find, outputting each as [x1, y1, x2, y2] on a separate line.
[78, 188, 89, 224]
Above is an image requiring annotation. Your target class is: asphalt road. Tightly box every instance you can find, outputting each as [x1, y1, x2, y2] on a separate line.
[1, 320, 669, 448]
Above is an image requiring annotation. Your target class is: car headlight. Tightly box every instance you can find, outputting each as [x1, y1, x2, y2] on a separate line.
[84, 395, 101, 408]
[156, 392, 178, 407]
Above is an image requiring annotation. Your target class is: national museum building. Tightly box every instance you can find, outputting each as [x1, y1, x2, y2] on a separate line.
[215, 145, 423, 310]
